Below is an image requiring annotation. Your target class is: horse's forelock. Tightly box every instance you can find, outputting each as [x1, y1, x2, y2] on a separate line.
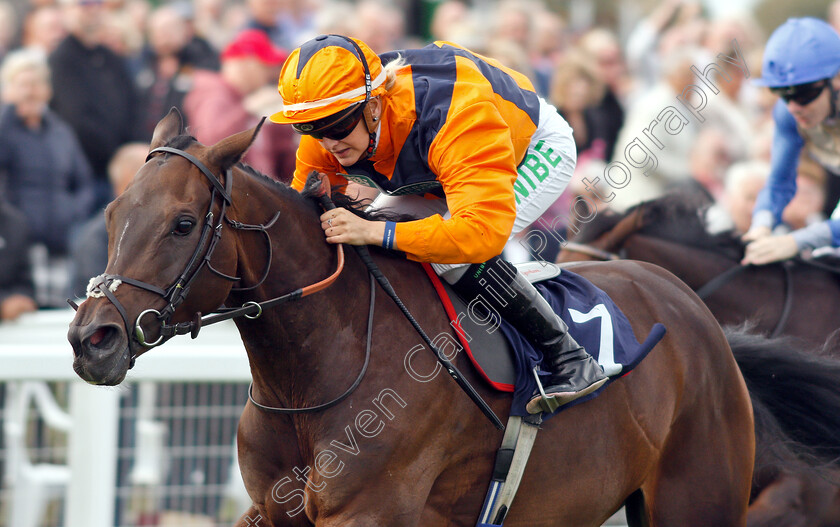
[164, 134, 198, 152]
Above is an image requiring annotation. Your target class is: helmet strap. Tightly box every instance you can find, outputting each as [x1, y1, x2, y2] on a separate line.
[363, 101, 378, 132]
[830, 81, 840, 119]
[363, 103, 378, 159]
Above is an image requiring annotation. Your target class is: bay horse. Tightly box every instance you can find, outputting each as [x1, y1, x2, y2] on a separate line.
[68, 110, 758, 526]
[558, 193, 840, 526]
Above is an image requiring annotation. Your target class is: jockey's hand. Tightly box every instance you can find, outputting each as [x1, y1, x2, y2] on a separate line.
[742, 234, 799, 265]
[741, 225, 772, 242]
[320, 208, 386, 247]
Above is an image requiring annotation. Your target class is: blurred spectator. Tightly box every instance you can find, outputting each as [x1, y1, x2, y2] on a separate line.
[578, 28, 626, 160]
[830, 0, 840, 35]
[0, 200, 37, 321]
[708, 160, 769, 235]
[549, 51, 605, 160]
[528, 10, 565, 97]
[625, 0, 704, 95]
[100, 3, 146, 59]
[170, 1, 220, 70]
[704, 14, 763, 60]
[244, 0, 286, 48]
[312, 0, 354, 36]
[701, 44, 753, 163]
[429, 0, 472, 43]
[609, 47, 702, 210]
[69, 142, 147, 298]
[134, 4, 219, 140]
[750, 119, 774, 162]
[492, 0, 534, 52]
[275, 0, 318, 48]
[354, 0, 406, 54]
[0, 48, 95, 257]
[49, 0, 141, 210]
[184, 29, 296, 182]
[680, 128, 733, 202]
[21, 6, 66, 54]
[0, 1, 15, 63]
[193, 0, 237, 51]
[783, 157, 827, 231]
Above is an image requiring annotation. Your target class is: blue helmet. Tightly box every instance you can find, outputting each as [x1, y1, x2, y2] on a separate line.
[757, 17, 840, 87]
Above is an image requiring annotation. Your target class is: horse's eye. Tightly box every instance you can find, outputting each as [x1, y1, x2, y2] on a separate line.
[173, 219, 195, 236]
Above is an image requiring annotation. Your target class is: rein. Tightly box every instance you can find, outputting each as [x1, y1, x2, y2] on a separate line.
[696, 261, 794, 339]
[247, 274, 374, 414]
[561, 241, 621, 261]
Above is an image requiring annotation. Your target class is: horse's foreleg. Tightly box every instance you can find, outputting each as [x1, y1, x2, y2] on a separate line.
[234, 506, 265, 527]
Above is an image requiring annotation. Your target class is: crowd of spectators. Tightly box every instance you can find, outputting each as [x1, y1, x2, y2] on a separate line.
[0, 0, 833, 320]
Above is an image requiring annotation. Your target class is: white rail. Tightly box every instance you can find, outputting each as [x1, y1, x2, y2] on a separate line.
[0, 308, 249, 527]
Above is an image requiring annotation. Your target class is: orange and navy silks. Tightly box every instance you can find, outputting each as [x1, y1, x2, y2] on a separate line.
[290, 42, 541, 264]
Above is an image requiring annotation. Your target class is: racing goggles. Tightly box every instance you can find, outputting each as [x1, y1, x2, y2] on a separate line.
[292, 102, 366, 141]
[771, 80, 828, 106]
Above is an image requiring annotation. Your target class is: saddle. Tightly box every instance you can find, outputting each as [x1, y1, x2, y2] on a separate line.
[421, 261, 666, 416]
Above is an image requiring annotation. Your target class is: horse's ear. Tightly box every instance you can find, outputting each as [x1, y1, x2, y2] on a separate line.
[206, 118, 264, 171]
[150, 108, 184, 150]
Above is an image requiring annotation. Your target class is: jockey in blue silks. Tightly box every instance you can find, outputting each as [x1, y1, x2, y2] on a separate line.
[743, 17, 840, 264]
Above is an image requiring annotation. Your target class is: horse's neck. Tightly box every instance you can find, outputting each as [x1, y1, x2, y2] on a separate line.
[625, 235, 734, 287]
[226, 172, 376, 405]
[229, 171, 336, 287]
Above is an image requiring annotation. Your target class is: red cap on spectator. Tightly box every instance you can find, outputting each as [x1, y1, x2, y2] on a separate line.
[221, 30, 287, 65]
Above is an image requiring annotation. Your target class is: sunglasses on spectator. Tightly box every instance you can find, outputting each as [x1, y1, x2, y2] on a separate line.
[771, 80, 828, 106]
[292, 103, 366, 141]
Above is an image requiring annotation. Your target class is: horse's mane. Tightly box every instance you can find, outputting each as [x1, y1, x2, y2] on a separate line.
[576, 190, 745, 260]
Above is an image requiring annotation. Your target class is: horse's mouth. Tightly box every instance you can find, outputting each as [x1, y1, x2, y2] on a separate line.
[70, 323, 132, 385]
[73, 348, 131, 385]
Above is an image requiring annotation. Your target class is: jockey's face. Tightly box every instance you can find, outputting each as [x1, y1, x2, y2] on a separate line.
[319, 118, 369, 166]
[786, 89, 830, 129]
[780, 78, 838, 129]
[318, 98, 381, 167]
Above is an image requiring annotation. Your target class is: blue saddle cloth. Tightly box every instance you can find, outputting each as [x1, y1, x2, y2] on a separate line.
[500, 270, 666, 418]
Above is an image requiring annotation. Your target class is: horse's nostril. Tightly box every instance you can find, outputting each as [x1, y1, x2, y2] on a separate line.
[89, 327, 107, 347]
[86, 325, 119, 352]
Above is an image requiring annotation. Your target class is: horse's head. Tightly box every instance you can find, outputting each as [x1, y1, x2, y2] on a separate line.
[68, 109, 259, 385]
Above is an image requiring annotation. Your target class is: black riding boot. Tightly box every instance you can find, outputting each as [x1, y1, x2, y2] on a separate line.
[450, 257, 607, 414]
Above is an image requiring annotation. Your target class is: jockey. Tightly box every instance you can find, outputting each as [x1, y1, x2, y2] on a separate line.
[743, 18, 840, 265]
[269, 35, 606, 413]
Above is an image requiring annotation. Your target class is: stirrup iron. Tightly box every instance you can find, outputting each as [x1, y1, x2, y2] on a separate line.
[531, 367, 562, 414]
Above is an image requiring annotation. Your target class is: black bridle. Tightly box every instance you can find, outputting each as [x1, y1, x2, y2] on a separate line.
[76, 146, 325, 352]
[84, 146, 239, 351]
[73, 145, 366, 414]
